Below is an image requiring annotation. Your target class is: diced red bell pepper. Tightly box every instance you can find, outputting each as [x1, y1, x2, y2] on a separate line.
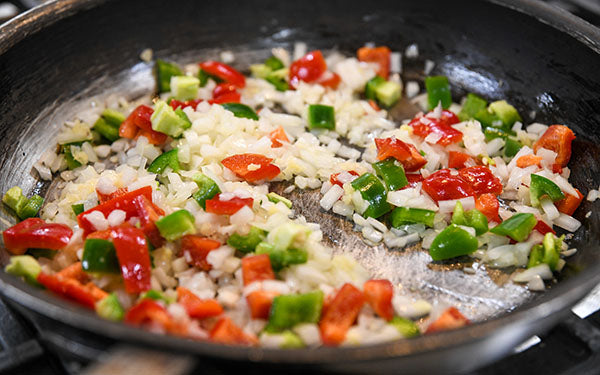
[357, 46, 391, 79]
[56, 262, 88, 283]
[555, 188, 584, 216]
[533, 125, 575, 167]
[37, 272, 106, 309]
[241, 254, 275, 286]
[177, 286, 223, 319]
[458, 166, 503, 196]
[374, 137, 427, 172]
[404, 173, 424, 189]
[170, 98, 204, 111]
[221, 153, 281, 182]
[205, 194, 253, 215]
[269, 126, 290, 148]
[475, 193, 500, 223]
[213, 82, 238, 99]
[111, 226, 152, 294]
[246, 290, 279, 319]
[3, 218, 73, 255]
[97, 187, 128, 204]
[425, 307, 470, 334]
[516, 154, 543, 169]
[330, 170, 360, 187]
[448, 151, 473, 169]
[125, 299, 187, 335]
[534, 220, 556, 235]
[289, 50, 327, 89]
[180, 235, 221, 271]
[368, 99, 381, 112]
[119, 105, 167, 145]
[210, 317, 258, 346]
[320, 283, 365, 346]
[363, 279, 394, 321]
[422, 169, 475, 202]
[131, 195, 164, 248]
[77, 186, 155, 234]
[137, 128, 168, 145]
[208, 91, 241, 104]
[409, 110, 462, 146]
[316, 71, 341, 89]
[200, 61, 246, 89]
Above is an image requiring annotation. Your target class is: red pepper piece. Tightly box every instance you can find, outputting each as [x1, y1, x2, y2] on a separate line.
[137, 128, 168, 145]
[241, 254, 275, 286]
[357, 46, 391, 79]
[177, 286, 223, 319]
[534, 220, 556, 235]
[555, 188, 584, 216]
[208, 91, 241, 104]
[269, 126, 290, 148]
[409, 110, 462, 146]
[180, 235, 221, 271]
[422, 169, 475, 202]
[246, 290, 279, 320]
[205, 194, 253, 215]
[199, 61, 246, 88]
[330, 170, 360, 187]
[425, 307, 470, 334]
[448, 151, 473, 169]
[320, 283, 365, 346]
[374, 137, 427, 172]
[131, 195, 164, 248]
[516, 154, 543, 169]
[475, 193, 500, 223]
[363, 279, 394, 321]
[3, 218, 72, 255]
[210, 317, 258, 346]
[458, 166, 503, 196]
[37, 272, 106, 309]
[316, 71, 341, 89]
[404, 173, 424, 189]
[111, 226, 152, 294]
[368, 99, 381, 112]
[125, 299, 187, 335]
[213, 82, 238, 99]
[221, 153, 281, 182]
[170, 98, 204, 111]
[119, 105, 167, 145]
[533, 125, 575, 167]
[289, 50, 327, 89]
[56, 261, 88, 283]
[97, 187, 128, 204]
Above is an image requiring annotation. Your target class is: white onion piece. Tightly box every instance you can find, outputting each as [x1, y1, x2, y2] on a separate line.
[540, 198, 560, 221]
[512, 264, 553, 283]
[320, 184, 344, 211]
[527, 275, 546, 291]
[554, 213, 581, 232]
[438, 197, 475, 214]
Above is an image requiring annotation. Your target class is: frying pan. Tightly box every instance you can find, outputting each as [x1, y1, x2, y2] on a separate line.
[1, 0, 600, 373]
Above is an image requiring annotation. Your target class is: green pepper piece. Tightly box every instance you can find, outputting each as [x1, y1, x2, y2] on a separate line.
[365, 76, 386, 101]
[391, 207, 436, 228]
[155, 60, 183, 93]
[307, 104, 335, 130]
[5, 255, 41, 286]
[267, 192, 292, 208]
[255, 242, 308, 271]
[529, 174, 565, 207]
[350, 173, 391, 219]
[475, 108, 502, 130]
[82, 238, 120, 273]
[490, 213, 537, 242]
[265, 56, 284, 71]
[265, 291, 324, 332]
[222, 103, 259, 120]
[72, 203, 85, 215]
[375, 81, 402, 108]
[227, 226, 267, 254]
[268, 223, 310, 251]
[96, 293, 125, 321]
[192, 173, 221, 209]
[17, 195, 44, 220]
[504, 137, 522, 157]
[389, 316, 420, 338]
[171, 76, 200, 101]
[458, 93, 488, 122]
[3, 186, 27, 214]
[425, 76, 452, 110]
[483, 127, 508, 141]
[147, 149, 180, 175]
[372, 158, 409, 191]
[155, 209, 196, 241]
[451, 201, 488, 236]
[429, 224, 479, 261]
[527, 244, 544, 269]
[140, 289, 173, 304]
[542, 232, 563, 271]
[101, 109, 126, 127]
[266, 73, 289, 92]
[489, 100, 522, 130]
[93, 117, 120, 142]
[64, 145, 82, 170]
[151, 100, 190, 138]
[197, 68, 223, 87]
[250, 64, 271, 79]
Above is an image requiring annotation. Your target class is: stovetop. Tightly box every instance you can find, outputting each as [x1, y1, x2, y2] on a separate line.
[1, 0, 600, 374]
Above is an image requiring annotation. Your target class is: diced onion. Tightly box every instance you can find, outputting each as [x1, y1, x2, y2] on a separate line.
[438, 196, 475, 214]
[554, 213, 581, 232]
[512, 264, 553, 283]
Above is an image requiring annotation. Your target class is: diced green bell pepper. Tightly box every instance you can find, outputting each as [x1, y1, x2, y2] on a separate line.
[221, 103, 259, 120]
[372, 158, 408, 191]
[227, 226, 267, 254]
[198, 68, 223, 87]
[543, 232, 563, 271]
[64, 145, 82, 170]
[391, 207, 436, 228]
[375, 81, 402, 108]
[192, 173, 221, 209]
[101, 109, 126, 127]
[267, 192, 292, 208]
[93, 117, 120, 142]
[96, 293, 125, 321]
[307, 104, 335, 130]
[529, 174, 565, 207]
[429, 224, 479, 261]
[527, 244, 544, 269]
[170, 75, 200, 101]
[155, 60, 183, 93]
[72, 203, 85, 215]
[458, 93, 488, 122]
[365, 76, 386, 101]
[483, 128, 521, 156]
[265, 56, 284, 71]
[350, 173, 391, 219]
[155, 209, 196, 241]
[451, 201, 488, 236]
[489, 100, 522, 130]
[265, 291, 324, 332]
[82, 238, 120, 273]
[389, 316, 420, 338]
[267, 222, 310, 251]
[151, 100, 191, 138]
[266, 69, 289, 91]
[5, 255, 41, 286]
[3, 186, 27, 214]
[147, 149, 180, 175]
[425, 76, 452, 110]
[250, 64, 271, 79]
[475, 108, 502, 130]
[140, 289, 173, 304]
[17, 195, 44, 220]
[256, 242, 308, 271]
[490, 213, 537, 242]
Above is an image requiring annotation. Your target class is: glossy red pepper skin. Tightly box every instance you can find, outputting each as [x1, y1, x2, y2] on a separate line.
[97, 187, 128, 204]
[210, 317, 258, 346]
[199, 61, 246, 88]
[330, 170, 360, 187]
[357, 46, 391, 79]
[119, 105, 167, 145]
[212, 82, 238, 98]
[555, 188, 584, 216]
[205, 194, 254, 215]
[374, 137, 427, 172]
[448, 151, 473, 169]
[268, 126, 290, 148]
[458, 166, 503, 196]
[131, 195, 164, 248]
[422, 169, 475, 202]
[409, 110, 462, 146]
[241, 254, 275, 286]
[316, 71, 341, 89]
[37, 272, 107, 309]
[125, 299, 187, 335]
[170, 98, 203, 111]
[180, 235, 221, 270]
[208, 91, 241, 104]
[246, 290, 278, 319]
[3, 218, 73, 255]
[221, 153, 281, 182]
[177, 286, 223, 319]
[363, 279, 394, 321]
[289, 50, 327, 89]
[533, 125, 575, 167]
[404, 173, 424, 188]
[320, 283, 365, 346]
[111, 226, 152, 294]
[534, 220, 556, 235]
[425, 307, 470, 334]
[475, 193, 500, 223]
